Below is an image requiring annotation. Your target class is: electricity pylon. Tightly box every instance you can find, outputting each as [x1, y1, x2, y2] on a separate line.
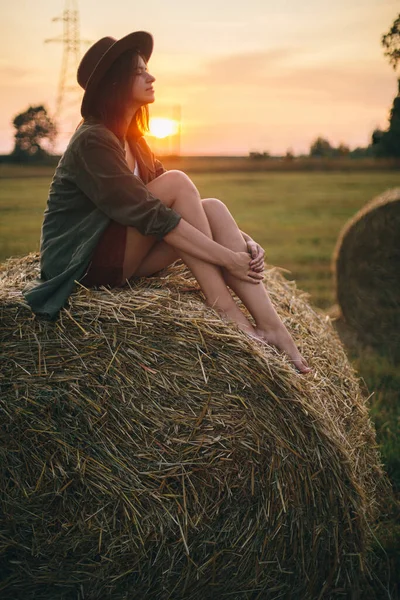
[45, 0, 90, 143]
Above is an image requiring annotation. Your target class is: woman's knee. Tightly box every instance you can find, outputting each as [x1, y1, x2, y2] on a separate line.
[202, 197, 229, 216]
[147, 170, 200, 207]
[163, 170, 199, 195]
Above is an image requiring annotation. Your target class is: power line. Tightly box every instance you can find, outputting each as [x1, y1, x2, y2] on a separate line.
[44, 0, 90, 127]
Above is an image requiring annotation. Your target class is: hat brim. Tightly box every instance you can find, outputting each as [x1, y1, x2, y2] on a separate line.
[80, 31, 153, 117]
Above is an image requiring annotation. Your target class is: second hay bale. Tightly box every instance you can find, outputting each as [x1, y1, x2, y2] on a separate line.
[334, 188, 400, 359]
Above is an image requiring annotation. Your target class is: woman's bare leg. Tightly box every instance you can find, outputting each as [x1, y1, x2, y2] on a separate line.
[126, 171, 256, 334]
[201, 198, 310, 373]
[125, 171, 309, 371]
[122, 232, 178, 280]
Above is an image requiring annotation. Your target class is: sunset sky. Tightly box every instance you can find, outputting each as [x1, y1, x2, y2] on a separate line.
[0, 0, 398, 155]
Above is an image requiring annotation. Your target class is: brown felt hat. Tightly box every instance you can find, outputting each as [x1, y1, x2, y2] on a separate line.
[77, 31, 153, 116]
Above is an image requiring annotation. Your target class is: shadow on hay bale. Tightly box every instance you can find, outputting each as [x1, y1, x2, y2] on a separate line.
[333, 188, 400, 362]
[0, 254, 385, 599]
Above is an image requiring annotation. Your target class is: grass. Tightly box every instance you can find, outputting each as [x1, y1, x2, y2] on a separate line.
[1, 165, 399, 597]
[1, 168, 399, 308]
[197, 171, 400, 311]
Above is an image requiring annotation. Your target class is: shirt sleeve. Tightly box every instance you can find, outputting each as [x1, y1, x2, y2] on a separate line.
[73, 127, 180, 240]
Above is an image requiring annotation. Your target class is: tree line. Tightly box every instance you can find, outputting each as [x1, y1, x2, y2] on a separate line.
[5, 13, 400, 163]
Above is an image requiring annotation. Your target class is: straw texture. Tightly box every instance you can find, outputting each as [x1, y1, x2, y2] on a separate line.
[0, 254, 384, 599]
[334, 188, 400, 360]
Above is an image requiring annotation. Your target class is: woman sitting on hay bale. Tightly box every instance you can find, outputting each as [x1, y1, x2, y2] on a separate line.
[24, 30, 310, 374]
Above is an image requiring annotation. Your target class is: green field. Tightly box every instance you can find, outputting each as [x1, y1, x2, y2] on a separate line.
[1, 168, 400, 309]
[1, 166, 399, 596]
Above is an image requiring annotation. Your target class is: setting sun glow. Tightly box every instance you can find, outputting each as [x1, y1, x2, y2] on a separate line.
[0, 0, 395, 155]
[149, 118, 179, 139]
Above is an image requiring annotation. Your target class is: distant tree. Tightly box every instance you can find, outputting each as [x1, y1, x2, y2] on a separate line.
[378, 90, 400, 157]
[249, 151, 270, 160]
[11, 105, 57, 161]
[368, 128, 386, 156]
[382, 13, 400, 71]
[284, 148, 294, 161]
[372, 15, 400, 157]
[349, 146, 370, 158]
[336, 143, 350, 156]
[309, 137, 334, 157]
[371, 128, 385, 146]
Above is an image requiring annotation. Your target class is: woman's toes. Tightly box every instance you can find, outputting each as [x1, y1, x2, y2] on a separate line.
[251, 327, 311, 374]
[293, 358, 312, 374]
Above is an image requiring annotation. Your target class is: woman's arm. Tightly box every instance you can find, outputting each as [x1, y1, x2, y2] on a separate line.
[165, 220, 263, 282]
[74, 127, 181, 240]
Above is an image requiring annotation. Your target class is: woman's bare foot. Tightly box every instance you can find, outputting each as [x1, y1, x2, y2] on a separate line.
[253, 325, 312, 374]
[210, 303, 311, 374]
[209, 301, 256, 338]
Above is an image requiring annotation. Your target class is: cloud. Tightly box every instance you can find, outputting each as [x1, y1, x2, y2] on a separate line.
[0, 64, 30, 79]
[159, 49, 395, 110]
[160, 48, 302, 87]
[264, 63, 395, 107]
[203, 49, 302, 83]
[0, 61, 57, 89]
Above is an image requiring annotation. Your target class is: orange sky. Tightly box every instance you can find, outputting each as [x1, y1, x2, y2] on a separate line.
[0, 0, 398, 155]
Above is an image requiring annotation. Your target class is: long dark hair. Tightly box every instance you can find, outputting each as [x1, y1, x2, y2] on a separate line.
[82, 49, 150, 140]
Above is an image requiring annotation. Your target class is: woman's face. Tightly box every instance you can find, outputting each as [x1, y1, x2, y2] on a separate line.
[131, 55, 156, 107]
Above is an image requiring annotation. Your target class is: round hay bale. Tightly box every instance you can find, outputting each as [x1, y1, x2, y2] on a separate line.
[0, 254, 384, 599]
[334, 188, 400, 360]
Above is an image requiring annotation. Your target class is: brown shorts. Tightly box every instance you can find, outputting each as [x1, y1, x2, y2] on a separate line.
[81, 221, 127, 287]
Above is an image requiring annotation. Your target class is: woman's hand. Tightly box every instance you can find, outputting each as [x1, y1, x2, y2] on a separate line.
[226, 251, 264, 284]
[245, 238, 265, 273]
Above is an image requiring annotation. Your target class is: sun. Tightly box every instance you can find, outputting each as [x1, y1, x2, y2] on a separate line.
[149, 118, 179, 139]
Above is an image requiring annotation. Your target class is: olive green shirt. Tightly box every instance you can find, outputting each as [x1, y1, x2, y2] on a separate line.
[23, 118, 181, 319]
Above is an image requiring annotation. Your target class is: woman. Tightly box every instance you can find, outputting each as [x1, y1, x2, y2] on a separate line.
[24, 31, 310, 374]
